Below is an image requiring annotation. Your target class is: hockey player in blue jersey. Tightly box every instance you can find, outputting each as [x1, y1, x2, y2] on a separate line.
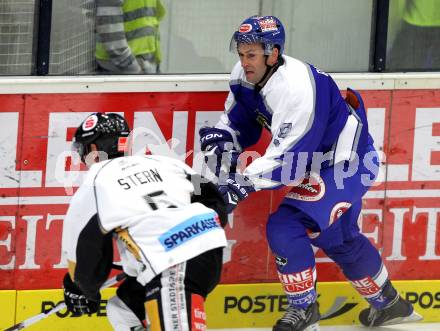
[199, 15, 422, 331]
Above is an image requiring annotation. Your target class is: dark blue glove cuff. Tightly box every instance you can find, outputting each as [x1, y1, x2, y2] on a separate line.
[226, 173, 255, 199]
[218, 173, 255, 213]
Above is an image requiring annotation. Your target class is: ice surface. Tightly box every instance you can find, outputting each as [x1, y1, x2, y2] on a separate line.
[214, 324, 440, 331]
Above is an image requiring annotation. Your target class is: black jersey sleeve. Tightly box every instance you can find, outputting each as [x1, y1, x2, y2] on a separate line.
[74, 214, 114, 299]
[188, 174, 228, 227]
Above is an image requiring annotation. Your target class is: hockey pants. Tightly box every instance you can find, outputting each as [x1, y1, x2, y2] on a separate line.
[267, 203, 392, 310]
[107, 247, 223, 331]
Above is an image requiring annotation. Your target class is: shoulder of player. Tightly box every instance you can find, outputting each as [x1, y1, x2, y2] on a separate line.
[86, 155, 194, 183]
[68, 160, 109, 193]
[262, 56, 314, 105]
[141, 155, 196, 176]
[273, 56, 312, 88]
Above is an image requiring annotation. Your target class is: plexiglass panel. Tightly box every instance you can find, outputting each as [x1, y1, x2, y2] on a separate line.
[49, 0, 96, 74]
[0, 0, 382, 75]
[160, 0, 373, 73]
[386, 0, 440, 72]
[0, 1, 35, 75]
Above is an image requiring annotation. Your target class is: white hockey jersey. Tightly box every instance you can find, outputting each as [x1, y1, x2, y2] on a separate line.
[62, 155, 227, 287]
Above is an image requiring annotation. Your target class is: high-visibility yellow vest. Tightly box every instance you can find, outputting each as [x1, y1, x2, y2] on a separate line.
[403, 0, 440, 27]
[96, 0, 166, 62]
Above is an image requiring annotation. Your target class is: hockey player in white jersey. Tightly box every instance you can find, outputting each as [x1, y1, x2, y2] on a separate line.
[62, 112, 228, 331]
[199, 15, 422, 331]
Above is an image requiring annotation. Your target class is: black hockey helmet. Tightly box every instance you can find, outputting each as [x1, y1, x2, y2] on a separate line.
[73, 112, 130, 162]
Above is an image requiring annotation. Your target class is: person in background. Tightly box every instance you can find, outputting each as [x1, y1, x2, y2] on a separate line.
[199, 15, 423, 331]
[388, 0, 440, 71]
[62, 112, 228, 330]
[95, 0, 165, 74]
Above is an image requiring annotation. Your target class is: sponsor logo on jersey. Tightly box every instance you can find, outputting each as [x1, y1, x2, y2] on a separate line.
[351, 276, 381, 297]
[278, 268, 316, 308]
[286, 173, 325, 201]
[239, 24, 252, 33]
[82, 114, 98, 131]
[192, 294, 207, 331]
[286, 291, 316, 307]
[159, 212, 221, 251]
[257, 18, 278, 32]
[329, 202, 352, 225]
[164, 265, 187, 330]
[278, 268, 315, 295]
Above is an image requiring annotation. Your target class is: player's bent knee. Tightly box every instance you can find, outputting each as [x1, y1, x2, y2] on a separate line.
[266, 210, 310, 255]
[266, 211, 291, 251]
[266, 206, 295, 241]
[322, 233, 373, 265]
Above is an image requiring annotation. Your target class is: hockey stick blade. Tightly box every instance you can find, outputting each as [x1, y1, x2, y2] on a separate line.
[4, 272, 126, 331]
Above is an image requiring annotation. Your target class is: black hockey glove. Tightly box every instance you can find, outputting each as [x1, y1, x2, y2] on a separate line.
[218, 172, 255, 213]
[189, 174, 228, 227]
[63, 273, 101, 315]
[199, 127, 240, 176]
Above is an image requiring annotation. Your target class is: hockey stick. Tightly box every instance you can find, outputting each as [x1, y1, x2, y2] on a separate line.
[4, 272, 126, 331]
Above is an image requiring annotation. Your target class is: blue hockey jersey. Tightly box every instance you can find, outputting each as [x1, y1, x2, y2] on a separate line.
[215, 55, 369, 190]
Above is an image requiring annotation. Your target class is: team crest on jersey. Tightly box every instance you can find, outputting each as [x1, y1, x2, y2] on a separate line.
[258, 18, 278, 32]
[278, 122, 292, 138]
[239, 24, 252, 33]
[286, 173, 325, 201]
[82, 114, 98, 131]
[329, 202, 352, 225]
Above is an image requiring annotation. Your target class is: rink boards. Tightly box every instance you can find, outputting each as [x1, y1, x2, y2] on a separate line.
[0, 74, 440, 329]
[1, 280, 440, 330]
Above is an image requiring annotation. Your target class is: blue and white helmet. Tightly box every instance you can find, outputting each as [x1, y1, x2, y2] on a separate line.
[230, 15, 285, 55]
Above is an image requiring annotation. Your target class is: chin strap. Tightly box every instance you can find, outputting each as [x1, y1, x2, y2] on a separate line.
[256, 56, 284, 90]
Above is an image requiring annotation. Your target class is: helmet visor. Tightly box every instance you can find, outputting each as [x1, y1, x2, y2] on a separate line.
[71, 140, 85, 159]
[229, 32, 274, 55]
